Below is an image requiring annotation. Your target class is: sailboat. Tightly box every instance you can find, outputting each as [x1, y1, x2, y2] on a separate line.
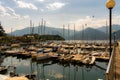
[0, 66, 8, 74]
[0, 74, 9, 80]
[82, 56, 96, 65]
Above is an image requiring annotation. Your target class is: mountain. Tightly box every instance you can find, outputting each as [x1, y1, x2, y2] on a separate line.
[97, 24, 120, 40]
[10, 26, 77, 39]
[70, 27, 106, 40]
[114, 29, 120, 40]
[10, 24, 120, 40]
[97, 24, 120, 33]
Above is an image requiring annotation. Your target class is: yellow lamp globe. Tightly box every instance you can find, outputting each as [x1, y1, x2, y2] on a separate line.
[106, 0, 116, 9]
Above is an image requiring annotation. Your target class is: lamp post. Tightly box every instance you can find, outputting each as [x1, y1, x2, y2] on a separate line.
[106, 0, 116, 56]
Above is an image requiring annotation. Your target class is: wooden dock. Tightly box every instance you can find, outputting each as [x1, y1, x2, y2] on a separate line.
[106, 42, 120, 80]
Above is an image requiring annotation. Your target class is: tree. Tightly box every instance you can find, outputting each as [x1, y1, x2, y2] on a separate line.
[0, 22, 5, 36]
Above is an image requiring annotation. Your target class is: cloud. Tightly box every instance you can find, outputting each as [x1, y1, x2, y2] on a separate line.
[0, 3, 11, 17]
[15, 1, 38, 10]
[5, 7, 21, 19]
[68, 16, 104, 30]
[6, 7, 15, 13]
[0, 5, 30, 20]
[1, 13, 11, 17]
[46, 2, 66, 10]
[40, 9, 44, 12]
[12, 13, 30, 20]
[68, 15, 120, 31]
[0, 3, 6, 13]
[23, 15, 29, 19]
[37, 0, 44, 2]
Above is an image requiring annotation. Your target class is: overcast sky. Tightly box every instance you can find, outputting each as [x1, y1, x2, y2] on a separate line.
[0, 0, 120, 32]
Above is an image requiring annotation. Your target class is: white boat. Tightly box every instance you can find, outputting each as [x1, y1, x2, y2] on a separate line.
[6, 76, 28, 80]
[0, 66, 8, 74]
[0, 74, 9, 80]
[89, 56, 96, 64]
[82, 56, 96, 65]
[91, 52, 101, 56]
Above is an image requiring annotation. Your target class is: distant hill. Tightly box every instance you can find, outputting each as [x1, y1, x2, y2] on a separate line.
[9, 24, 120, 40]
[70, 27, 106, 40]
[97, 24, 120, 33]
[114, 29, 120, 40]
[10, 26, 76, 39]
[97, 24, 120, 40]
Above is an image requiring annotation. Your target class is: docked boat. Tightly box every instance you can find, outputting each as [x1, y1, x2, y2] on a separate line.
[36, 48, 44, 53]
[0, 66, 8, 74]
[82, 56, 96, 65]
[0, 74, 9, 80]
[43, 48, 52, 53]
[89, 56, 96, 64]
[6, 76, 28, 80]
[36, 54, 52, 61]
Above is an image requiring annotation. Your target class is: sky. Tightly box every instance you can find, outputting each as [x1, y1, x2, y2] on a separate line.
[0, 0, 120, 33]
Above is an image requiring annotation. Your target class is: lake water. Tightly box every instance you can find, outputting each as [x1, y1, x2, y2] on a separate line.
[0, 55, 107, 80]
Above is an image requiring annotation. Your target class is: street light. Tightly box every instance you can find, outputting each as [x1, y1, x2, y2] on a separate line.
[106, 0, 116, 55]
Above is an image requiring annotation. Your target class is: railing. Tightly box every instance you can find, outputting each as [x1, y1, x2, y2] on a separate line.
[106, 47, 115, 80]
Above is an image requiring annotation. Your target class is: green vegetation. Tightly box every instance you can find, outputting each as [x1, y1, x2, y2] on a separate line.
[23, 34, 65, 42]
[0, 34, 64, 44]
[0, 22, 6, 36]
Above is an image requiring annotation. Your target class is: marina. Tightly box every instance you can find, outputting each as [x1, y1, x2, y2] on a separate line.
[0, 41, 109, 80]
[0, 55, 107, 80]
[0, 0, 120, 79]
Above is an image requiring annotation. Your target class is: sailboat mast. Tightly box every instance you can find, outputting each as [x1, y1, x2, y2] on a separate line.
[82, 25, 84, 44]
[44, 21, 46, 35]
[41, 18, 43, 35]
[68, 24, 69, 41]
[38, 22, 40, 35]
[30, 20, 32, 34]
[32, 23, 34, 34]
[11, 28, 12, 36]
[63, 24, 65, 39]
[106, 20, 108, 43]
[74, 24, 75, 41]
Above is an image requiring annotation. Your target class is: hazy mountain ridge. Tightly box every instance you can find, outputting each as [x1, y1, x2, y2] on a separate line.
[98, 24, 120, 33]
[70, 27, 106, 40]
[9, 25, 120, 40]
[10, 26, 76, 39]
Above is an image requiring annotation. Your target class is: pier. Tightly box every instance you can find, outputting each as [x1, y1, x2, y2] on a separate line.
[106, 42, 120, 80]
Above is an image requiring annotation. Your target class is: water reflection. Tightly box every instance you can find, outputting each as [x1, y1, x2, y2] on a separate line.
[0, 56, 107, 80]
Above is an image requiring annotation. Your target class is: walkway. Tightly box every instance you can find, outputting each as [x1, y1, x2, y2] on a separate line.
[114, 42, 120, 80]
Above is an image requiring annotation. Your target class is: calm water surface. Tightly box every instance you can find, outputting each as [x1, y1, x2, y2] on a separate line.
[0, 56, 107, 80]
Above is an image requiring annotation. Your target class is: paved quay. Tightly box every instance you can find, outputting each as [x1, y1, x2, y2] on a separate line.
[114, 42, 120, 80]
